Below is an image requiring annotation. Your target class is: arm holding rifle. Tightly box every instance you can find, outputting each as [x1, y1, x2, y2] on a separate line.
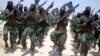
[55, 4, 79, 26]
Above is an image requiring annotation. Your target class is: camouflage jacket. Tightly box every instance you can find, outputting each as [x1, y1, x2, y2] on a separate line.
[2, 9, 16, 27]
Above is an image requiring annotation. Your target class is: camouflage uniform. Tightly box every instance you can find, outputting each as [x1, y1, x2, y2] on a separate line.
[71, 16, 79, 42]
[91, 14, 100, 49]
[50, 14, 59, 27]
[50, 14, 60, 41]
[50, 17, 68, 52]
[93, 19, 100, 51]
[15, 9, 24, 44]
[70, 16, 81, 49]
[2, 9, 16, 49]
[78, 16, 93, 56]
[36, 13, 48, 45]
[21, 11, 39, 51]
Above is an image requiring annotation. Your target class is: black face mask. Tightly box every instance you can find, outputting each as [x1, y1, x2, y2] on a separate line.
[39, 7, 45, 15]
[6, 1, 13, 11]
[19, 4, 23, 11]
[24, 7, 27, 12]
[84, 7, 91, 17]
[60, 8, 66, 17]
[30, 4, 36, 11]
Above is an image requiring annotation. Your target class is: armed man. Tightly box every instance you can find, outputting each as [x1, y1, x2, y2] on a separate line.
[70, 13, 82, 50]
[15, 4, 24, 44]
[91, 14, 99, 49]
[36, 7, 48, 47]
[34, 0, 52, 47]
[2, 1, 18, 50]
[50, 2, 79, 56]
[92, 14, 100, 52]
[21, 4, 40, 53]
[50, 6, 69, 56]
[77, 6, 95, 56]
[70, 13, 82, 42]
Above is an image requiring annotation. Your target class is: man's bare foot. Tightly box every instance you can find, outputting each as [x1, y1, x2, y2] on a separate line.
[17, 40, 20, 45]
[5, 43, 9, 48]
[53, 45, 57, 48]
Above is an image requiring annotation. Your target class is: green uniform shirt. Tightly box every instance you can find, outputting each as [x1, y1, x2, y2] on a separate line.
[50, 15, 60, 25]
[16, 10, 23, 27]
[78, 16, 94, 42]
[56, 17, 69, 33]
[2, 9, 10, 21]
[71, 16, 81, 32]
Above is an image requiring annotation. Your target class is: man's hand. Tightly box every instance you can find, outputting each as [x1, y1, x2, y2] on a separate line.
[82, 23, 87, 26]
[96, 25, 100, 30]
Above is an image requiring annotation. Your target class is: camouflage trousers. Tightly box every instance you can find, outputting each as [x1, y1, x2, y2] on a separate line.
[36, 27, 45, 44]
[21, 27, 36, 50]
[74, 32, 81, 50]
[78, 32, 93, 56]
[73, 29, 78, 42]
[3, 24, 16, 46]
[15, 24, 25, 42]
[50, 29, 67, 51]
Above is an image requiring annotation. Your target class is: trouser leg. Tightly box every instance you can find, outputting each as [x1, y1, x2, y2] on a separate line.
[3, 26, 9, 48]
[74, 31, 78, 43]
[30, 33, 36, 52]
[9, 31, 16, 49]
[21, 28, 29, 49]
[98, 40, 100, 52]
[76, 39, 80, 50]
[38, 30, 45, 45]
[50, 31, 57, 47]
[80, 42, 89, 56]
[58, 33, 67, 55]
[17, 27, 24, 44]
